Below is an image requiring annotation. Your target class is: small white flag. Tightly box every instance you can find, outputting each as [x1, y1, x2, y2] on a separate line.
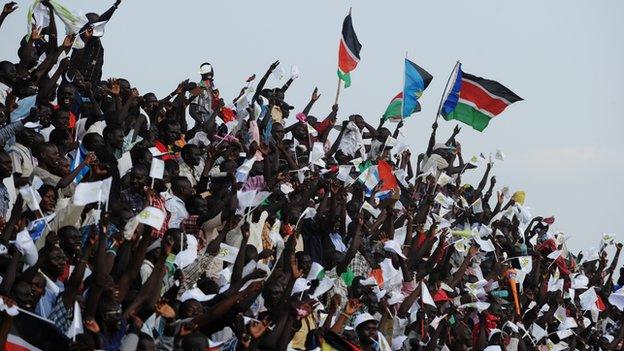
[66, 300, 84, 340]
[18, 186, 41, 211]
[73, 178, 112, 206]
[137, 206, 166, 230]
[421, 281, 436, 307]
[117, 152, 133, 176]
[237, 190, 257, 208]
[361, 201, 381, 218]
[495, 149, 505, 161]
[517, 256, 533, 273]
[216, 243, 239, 264]
[149, 158, 165, 180]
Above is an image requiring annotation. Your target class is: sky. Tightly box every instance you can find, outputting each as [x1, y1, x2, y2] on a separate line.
[1, 0, 622, 252]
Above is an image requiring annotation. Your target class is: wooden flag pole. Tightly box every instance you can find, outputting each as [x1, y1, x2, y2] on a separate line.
[334, 77, 341, 105]
[434, 60, 460, 123]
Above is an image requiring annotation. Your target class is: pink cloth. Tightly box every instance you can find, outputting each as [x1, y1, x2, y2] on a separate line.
[296, 112, 307, 123]
[241, 175, 265, 192]
[249, 120, 260, 144]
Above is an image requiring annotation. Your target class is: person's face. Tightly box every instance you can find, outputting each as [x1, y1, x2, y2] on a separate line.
[144, 94, 158, 111]
[181, 300, 203, 318]
[164, 125, 181, 144]
[297, 254, 312, 276]
[52, 111, 70, 130]
[40, 189, 57, 212]
[41, 145, 61, 167]
[0, 63, 18, 84]
[0, 154, 12, 178]
[100, 301, 122, 331]
[356, 321, 379, 345]
[57, 86, 75, 110]
[271, 124, 285, 141]
[45, 248, 67, 277]
[82, 27, 93, 41]
[352, 115, 365, 130]
[109, 129, 124, 149]
[38, 106, 52, 127]
[292, 124, 307, 141]
[177, 181, 193, 200]
[129, 168, 148, 192]
[184, 147, 202, 166]
[60, 229, 82, 258]
[13, 281, 40, 310]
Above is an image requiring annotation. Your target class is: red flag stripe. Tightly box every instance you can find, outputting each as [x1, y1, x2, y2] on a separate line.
[6, 334, 43, 351]
[338, 39, 359, 73]
[459, 80, 512, 117]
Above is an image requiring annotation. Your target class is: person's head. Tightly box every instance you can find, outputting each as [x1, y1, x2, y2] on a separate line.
[350, 114, 366, 130]
[180, 299, 203, 319]
[271, 122, 285, 142]
[199, 62, 214, 82]
[295, 252, 312, 277]
[49, 128, 72, 153]
[164, 159, 180, 178]
[355, 318, 379, 346]
[130, 145, 153, 168]
[37, 105, 52, 127]
[376, 127, 391, 143]
[142, 92, 159, 112]
[0, 61, 17, 85]
[58, 226, 82, 260]
[158, 121, 181, 145]
[56, 83, 75, 110]
[12, 273, 45, 310]
[16, 127, 38, 147]
[181, 144, 201, 167]
[35, 142, 61, 168]
[43, 245, 67, 279]
[17, 45, 38, 70]
[38, 185, 57, 213]
[171, 176, 193, 200]
[185, 195, 207, 215]
[97, 296, 122, 332]
[0, 151, 12, 179]
[82, 132, 106, 151]
[51, 109, 70, 131]
[103, 124, 124, 150]
[128, 164, 149, 193]
[163, 228, 185, 254]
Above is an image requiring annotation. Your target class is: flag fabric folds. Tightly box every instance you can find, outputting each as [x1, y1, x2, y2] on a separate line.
[337, 13, 362, 88]
[382, 92, 403, 121]
[70, 144, 90, 184]
[402, 58, 433, 118]
[441, 63, 522, 131]
[4, 309, 70, 351]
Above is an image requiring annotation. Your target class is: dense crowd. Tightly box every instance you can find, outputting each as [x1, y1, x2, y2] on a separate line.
[0, 1, 622, 350]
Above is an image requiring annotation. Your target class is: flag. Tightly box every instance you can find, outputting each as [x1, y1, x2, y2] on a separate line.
[72, 177, 112, 206]
[70, 144, 90, 184]
[137, 206, 166, 230]
[441, 63, 522, 131]
[65, 301, 83, 340]
[382, 92, 403, 122]
[337, 13, 362, 88]
[4, 308, 70, 350]
[402, 58, 433, 118]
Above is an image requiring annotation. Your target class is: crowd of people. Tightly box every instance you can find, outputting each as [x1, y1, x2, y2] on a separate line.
[0, 1, 623, 350]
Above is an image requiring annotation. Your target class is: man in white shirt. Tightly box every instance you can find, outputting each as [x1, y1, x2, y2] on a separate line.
[165, 176, 193, 229]
[0, 61, 17, 104]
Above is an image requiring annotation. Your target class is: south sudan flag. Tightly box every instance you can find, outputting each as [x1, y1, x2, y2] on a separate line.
[337, 13, 362, 88]
[441, 63, 522, 131]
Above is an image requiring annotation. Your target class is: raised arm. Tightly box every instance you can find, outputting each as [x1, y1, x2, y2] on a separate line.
[0, 2, 17, 31]
[98, 0, 122, 23]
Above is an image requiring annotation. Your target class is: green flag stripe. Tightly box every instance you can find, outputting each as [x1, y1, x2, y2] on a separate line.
[443, 102, 491, 132]
[337, 69, 351, 88]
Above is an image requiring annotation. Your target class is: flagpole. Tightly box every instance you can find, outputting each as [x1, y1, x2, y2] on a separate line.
[400, 52, 407, 119]
[434, 60, 460, 123]
[334, 76, 341, 105]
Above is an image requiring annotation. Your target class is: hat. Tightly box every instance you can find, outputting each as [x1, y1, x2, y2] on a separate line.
[199, 62, 213, 75]
[354, 312, 377, 329]
[383, 240, 407, 259]
[180, 288, 215, 303]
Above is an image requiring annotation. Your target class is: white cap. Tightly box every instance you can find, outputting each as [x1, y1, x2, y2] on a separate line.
[199, 63, 213, 75]
[180, 288, 215, 303]
[353, 312, 377, 329]
[384, 240, 407, 259]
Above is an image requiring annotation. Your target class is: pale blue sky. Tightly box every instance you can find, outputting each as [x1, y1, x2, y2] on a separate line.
[1, 0, 622, 252]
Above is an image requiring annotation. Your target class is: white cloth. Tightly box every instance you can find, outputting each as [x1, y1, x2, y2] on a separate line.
[165, 194, 188, 229]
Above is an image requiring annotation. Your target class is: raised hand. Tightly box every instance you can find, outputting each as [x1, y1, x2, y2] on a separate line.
[2, 2, 17, 15]
[269, 60, 280, 72]
[311, 87, 321, 101]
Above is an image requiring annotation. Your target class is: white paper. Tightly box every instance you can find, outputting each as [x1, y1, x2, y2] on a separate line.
[72, 178, 112, 206]
[117, 152, 133, 176]
[137, 206, 166, 230]
[149, 158, 165, 180]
